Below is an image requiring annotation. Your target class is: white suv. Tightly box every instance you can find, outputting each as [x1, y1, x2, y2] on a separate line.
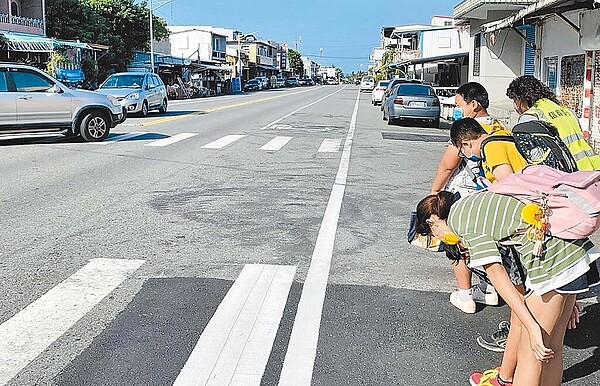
[360, 76, 375, 92]
[0, 63, 125, 142]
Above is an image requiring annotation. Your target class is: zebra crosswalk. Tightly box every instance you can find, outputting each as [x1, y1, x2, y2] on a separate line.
[95, 132, 343, 153]
[0, 261, 298, 386]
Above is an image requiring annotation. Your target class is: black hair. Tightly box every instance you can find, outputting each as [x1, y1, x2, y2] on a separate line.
[456, 82, 490, 109]
[450, 118, 487, 147]
[414, 191, 457, 236]
[506, 75, 560, 107]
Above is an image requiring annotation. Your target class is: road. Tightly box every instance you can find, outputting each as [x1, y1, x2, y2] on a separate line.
[0, 85, 598, 386]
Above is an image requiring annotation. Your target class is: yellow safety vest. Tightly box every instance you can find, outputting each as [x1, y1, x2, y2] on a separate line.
[522, 98, 600, 171]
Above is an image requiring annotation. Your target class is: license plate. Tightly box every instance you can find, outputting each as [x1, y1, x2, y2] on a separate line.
[410, 101, 426, 107]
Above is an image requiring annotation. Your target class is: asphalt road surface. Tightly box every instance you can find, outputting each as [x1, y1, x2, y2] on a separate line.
[0, 85, 598, 386]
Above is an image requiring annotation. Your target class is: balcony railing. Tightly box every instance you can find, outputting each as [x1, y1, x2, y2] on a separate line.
[0, 13, 44, 29]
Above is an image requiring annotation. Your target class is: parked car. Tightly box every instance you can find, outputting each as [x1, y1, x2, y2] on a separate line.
[0, 63, 125, 142]
[254, 76, 269, 89]
[244, 79, 262, 91]
[276, 77, 286, 88]
[382, 83, 440, 127]
[286, 77, 299, 87]
[371, 80, 390, 105]
[359, 75, 375, 92]
[325, 78, 339, 85]
[381, 78, 424, 110]
[95, 72, 168, 117]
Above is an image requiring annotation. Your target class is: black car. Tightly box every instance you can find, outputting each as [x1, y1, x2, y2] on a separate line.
[244, 79, 261, 91]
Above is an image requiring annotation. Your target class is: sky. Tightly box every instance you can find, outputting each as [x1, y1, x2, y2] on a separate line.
[151, 0, 460, 74]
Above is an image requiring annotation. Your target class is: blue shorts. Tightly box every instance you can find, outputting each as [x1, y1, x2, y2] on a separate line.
[556, 260, 600, 294]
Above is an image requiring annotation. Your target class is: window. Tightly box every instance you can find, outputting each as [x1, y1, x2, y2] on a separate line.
[543, 56, 558, 93]
[152, 75, 163, 86]
[519, 25, 536, 76]
[0, 72, 8, 92]
[12, 70, 53, 92]
[10, 1, 19, 17]
[397, 84, 434, 96]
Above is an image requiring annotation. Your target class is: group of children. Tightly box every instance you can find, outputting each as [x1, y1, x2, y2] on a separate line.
[415, 77, 600, 386]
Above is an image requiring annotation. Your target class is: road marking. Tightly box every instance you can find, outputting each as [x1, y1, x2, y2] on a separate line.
[259, 136, 293, 151]
[174, 264, 296, 386]
[259, 86, 347, 131]
[145, 132, 197, 147]
[0, 258, 145, 385]
[317, 139, 342, 153]
[97, 131, 147, 145]
[278, 88, 360, 386]
[201, 134, 246, 149]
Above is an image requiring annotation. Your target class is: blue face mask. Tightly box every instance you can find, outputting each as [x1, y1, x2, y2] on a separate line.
[467, 154, 482, 162]
[453, 107, 463, 121]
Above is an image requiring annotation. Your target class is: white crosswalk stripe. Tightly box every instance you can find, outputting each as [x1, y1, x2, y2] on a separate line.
[98, 132, 148, 145]
[145, 132, 198, 147]
[201, 134, 246, 149]
[174, 264, 296, 386]
[259, 136, 293, 151]
[0, 258, 145, 385]
[318, 138, 342, 152]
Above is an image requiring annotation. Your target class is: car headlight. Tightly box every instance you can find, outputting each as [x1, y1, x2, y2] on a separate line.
[125, 92, 140, 100]
[107, 95, 121, 107]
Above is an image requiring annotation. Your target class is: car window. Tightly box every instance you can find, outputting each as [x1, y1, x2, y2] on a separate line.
[0, 71, 8, 92]
[101, 74, 144, 89]
[397, 84, 433, 96]
[152, 75, 164, 86]
[12, 70, 54, 92]
[379, 81, 389, 87]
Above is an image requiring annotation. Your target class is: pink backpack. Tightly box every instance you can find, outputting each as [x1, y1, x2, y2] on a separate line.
[488, 165, 600, 239]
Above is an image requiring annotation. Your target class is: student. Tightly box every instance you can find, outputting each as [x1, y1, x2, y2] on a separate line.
[415, 191, 599, 386]
[430, 83, 505, 315]
[506, 75, 600, 171]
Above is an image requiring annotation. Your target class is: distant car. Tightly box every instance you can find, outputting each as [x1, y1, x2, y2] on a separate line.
[381, 78, 424, 110]
[95, 72, 167, 117]
[371, 80, 390, 105]
[0, 63, 125, 142]
[244, 79, 261, 91]
[382, 83, 440, 127]
[325, 78, 339, 85]
[254, 76, 269, 89]
[276, 77, 285, 88]
[359, 76, 375, 92]
[286, 77, 299, 87]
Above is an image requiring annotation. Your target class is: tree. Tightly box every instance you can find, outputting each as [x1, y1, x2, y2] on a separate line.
[46, 0, 168, 83]
[287, 49, 304, 77]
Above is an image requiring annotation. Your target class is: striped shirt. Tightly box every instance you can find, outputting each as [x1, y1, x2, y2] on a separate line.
[448, 191, 598, 295]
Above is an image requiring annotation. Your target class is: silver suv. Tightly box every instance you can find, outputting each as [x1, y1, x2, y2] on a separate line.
[0, 63, 125, 142]
[95, 72, 168, 117]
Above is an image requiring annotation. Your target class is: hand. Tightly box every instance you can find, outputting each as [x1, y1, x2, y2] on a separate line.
[567, 302, 582, 330]
[528, 323, 554, 362]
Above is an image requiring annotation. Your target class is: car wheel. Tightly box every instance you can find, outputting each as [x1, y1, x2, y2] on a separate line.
[79, 111, 109, 142]
[140, 101, 149, 117]
[431, 118, 440, 128]
[387, 117, 396, 125]
[158, 98, 168, 114]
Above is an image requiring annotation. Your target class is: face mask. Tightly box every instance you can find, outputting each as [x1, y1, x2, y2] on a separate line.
[462, 145, 482, 162]
[453, 107, 463, 121]
[442, 232, 460, 245]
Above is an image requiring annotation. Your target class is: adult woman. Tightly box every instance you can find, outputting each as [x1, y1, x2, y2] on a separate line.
[415, 191, 599, 386]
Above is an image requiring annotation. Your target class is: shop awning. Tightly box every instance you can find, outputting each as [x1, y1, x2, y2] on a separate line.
[481, 0, 597, 33]
[257, 64, 280, 72]
[389, 52, 468, 67]
[0, 32, 54, 52]
[55, 68, 85, 83]
[199, 63, 232, 71]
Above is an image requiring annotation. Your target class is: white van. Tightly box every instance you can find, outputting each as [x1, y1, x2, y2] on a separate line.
[360, 76, 375, 92]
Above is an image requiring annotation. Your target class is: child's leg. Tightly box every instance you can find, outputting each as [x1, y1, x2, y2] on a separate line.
[541, 294, 576, 386]
[498, 309, 520, 382]
[513, 291, 573, 386]
[452, 259, 471, 289]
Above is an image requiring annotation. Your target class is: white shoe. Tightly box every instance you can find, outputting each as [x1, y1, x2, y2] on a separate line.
[472, 284, 499, 306]
[450, 290, 476, 314]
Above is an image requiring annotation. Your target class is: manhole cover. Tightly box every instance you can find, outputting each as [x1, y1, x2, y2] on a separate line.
[381, 132, 449, 143]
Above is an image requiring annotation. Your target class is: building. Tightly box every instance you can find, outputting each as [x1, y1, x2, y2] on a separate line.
[301, 56, 319, 79]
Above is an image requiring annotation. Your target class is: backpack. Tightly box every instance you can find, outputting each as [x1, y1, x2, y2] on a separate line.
[481, 121, 578, 173]
[488, 165, 600, 239]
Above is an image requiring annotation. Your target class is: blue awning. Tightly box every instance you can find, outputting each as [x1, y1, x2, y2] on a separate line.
[257, 64, 280, 72]
[56, 68, 85, 83]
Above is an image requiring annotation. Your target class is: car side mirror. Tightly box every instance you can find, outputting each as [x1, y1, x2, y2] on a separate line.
[48, 84, 63, 93]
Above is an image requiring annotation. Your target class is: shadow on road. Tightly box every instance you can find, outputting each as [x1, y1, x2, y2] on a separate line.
[563, 302, 600, 382]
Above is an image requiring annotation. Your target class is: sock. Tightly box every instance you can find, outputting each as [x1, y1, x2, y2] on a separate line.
[458, 287, 472, 301]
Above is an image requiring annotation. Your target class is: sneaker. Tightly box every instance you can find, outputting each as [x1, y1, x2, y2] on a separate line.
[450, 290, 476, 313]
[469, 367, 512, 386]
[472, 284, 499, 306]
[477, 321, 510, 352]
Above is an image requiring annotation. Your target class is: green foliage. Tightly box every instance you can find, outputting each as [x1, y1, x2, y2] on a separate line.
[46, 0, 169, 81]
[287, 49, 304, 77]
[46, 51, 70, 76]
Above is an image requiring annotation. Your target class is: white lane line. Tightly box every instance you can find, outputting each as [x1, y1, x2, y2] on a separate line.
[259, 86, 347, 130]
[278, 89, 360, 386]
[259, 136, 293, 151]
[317, 138, 342, 153]
[0, 258, 145, 385]
[145, 132, 198, 147]
[174, 264, 296, 386]
[201, 134, 246, 149]
[97, 131, 148, 145]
